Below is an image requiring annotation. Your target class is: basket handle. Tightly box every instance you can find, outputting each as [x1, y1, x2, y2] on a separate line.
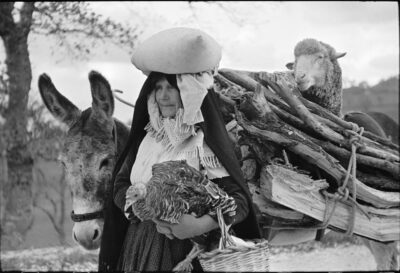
[216, 208, 235, 249]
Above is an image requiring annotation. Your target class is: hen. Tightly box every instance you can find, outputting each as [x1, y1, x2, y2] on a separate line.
[126, 160, 238, 271]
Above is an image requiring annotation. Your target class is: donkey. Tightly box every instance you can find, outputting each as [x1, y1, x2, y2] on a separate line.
[38, 71, 130, 250]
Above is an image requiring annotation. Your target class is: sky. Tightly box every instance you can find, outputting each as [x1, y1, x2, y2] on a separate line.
[2, 1, 399, 124]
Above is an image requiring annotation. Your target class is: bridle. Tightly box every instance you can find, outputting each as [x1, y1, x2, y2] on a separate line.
[71, 209, 105, 222]
[70, 120, 118, 223]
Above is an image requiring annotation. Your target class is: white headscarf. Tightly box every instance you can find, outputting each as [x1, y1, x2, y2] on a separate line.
[176, 70, 215, 125]
[129, 70, 228, 186]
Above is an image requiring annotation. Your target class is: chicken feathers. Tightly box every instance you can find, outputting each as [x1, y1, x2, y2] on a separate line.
[127, 160, 237, 224]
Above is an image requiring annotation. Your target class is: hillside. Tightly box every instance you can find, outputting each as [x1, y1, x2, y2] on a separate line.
[342, 75, 399, 122]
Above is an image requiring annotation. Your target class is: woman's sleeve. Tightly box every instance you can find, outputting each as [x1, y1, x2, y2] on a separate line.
[113, 152, 134, 214]
[210, 176, 249, 227]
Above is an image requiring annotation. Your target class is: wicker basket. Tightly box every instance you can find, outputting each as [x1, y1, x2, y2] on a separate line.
[198, 208, 269, 272]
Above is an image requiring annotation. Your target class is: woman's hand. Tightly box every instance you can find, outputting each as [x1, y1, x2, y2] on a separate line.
[154, 220, 175, 240]
[154, 214, 218, 240]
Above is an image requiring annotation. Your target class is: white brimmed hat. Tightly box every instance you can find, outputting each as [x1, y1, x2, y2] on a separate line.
[131, 27, 222, 75]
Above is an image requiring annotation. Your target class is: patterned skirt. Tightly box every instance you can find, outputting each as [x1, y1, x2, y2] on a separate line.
[117, 220, 203, 272]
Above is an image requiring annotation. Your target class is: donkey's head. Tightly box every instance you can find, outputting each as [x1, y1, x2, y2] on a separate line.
[38, 71, 129, 250]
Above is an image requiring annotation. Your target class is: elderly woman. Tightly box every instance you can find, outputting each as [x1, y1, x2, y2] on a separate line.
[98, 28, 261, 272]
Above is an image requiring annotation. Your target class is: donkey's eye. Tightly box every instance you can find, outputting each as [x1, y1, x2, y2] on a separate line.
[99, 158, 110, 170]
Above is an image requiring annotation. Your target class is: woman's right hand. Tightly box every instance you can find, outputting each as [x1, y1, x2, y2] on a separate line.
[154, 219, 175, 240]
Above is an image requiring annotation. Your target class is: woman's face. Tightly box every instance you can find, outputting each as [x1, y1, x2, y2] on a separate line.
[154, 77, 183, 118]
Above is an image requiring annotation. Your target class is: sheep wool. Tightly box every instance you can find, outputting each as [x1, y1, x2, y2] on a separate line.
[294, 39, 344, 117]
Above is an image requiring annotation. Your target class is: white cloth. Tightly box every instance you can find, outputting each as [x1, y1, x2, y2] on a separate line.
[130, 122, 229, 185]
[176, 71, 215, 125]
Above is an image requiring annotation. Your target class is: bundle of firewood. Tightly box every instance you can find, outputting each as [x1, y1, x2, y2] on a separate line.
[213, 68, 400, 242]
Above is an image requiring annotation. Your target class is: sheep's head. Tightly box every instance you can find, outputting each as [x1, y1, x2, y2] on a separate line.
[286, 38, 346, 91]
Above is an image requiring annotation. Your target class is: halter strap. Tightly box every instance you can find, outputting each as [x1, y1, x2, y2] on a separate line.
[71, 209, 105, 222]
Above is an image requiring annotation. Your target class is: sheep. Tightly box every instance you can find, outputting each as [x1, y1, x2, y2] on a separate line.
[285, 38, 399, 271]
[286, 38, 346, 116]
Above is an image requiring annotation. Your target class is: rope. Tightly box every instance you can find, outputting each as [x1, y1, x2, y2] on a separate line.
[113, 120, 118, 149]
[264, 126, 372, 235]
[282, 149, 290, 167]
[320, 126, 371, 236]
[113, 89, 135, 108]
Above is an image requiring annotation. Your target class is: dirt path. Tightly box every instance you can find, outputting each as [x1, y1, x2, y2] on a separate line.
[270, 244, 376, 271]
[0, 243, 380, 271]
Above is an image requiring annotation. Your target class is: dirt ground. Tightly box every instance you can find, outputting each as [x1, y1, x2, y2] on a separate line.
[270, 243, 377, 271]
[1, 242, 383, 272]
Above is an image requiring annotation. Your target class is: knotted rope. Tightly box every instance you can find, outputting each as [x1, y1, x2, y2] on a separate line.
[320, 123, 371, 236]
[265, 123, 372, 235]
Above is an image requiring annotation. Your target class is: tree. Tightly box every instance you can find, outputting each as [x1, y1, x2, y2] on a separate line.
[0, 2, 141, 250]
[27, 101, 69, 245]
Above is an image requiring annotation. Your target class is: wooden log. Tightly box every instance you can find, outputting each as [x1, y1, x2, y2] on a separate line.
[259, 164, 400, 242]
[248, 183, 305, 221]
[218, 68, 399, 152]
[355, 170, 400, 192]
[251, 70, 400, 151]
[238, 132, 281, 166]
[233, 68, 400, 151]
[219, 68, 259, 92]
[234, 88, 400, 208]
[267, 78, 399, 162]
[237, 111, 400, 208]
[267, 102, 400, 179]
[313, 138, 399, 180]
[218, 68, 399, 203]
[300, 95, 399, 150]
[217, 69, 399, 167]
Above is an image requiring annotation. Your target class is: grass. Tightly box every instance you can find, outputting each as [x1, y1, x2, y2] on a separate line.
[1, 246, 99, 271]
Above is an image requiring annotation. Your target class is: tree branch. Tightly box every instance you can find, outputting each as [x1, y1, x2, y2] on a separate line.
[31, 2, 141, 59]
[18, 2, 35, 35]
[36, 205, 62, 234]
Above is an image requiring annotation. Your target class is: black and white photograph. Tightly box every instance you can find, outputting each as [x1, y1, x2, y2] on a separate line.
[0, 1, 399, 272]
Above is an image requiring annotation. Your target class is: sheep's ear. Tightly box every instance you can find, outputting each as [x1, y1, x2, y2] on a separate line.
[334, 52, 346, 60]
[286, 62, 294, 70]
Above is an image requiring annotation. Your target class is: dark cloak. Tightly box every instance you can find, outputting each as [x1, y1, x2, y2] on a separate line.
[98, 72, 262, 271]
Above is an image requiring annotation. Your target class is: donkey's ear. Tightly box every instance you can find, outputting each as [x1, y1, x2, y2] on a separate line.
[88, 71, 114, 119]
[286, 62, 294, 70]
[38, 73, 81, 127]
